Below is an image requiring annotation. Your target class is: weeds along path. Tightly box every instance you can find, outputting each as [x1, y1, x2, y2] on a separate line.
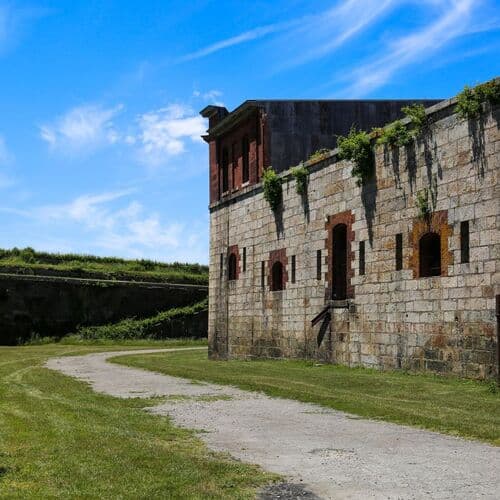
[47, 349, 500, 500]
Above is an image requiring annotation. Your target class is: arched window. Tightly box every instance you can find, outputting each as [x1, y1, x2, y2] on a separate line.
[419, 232, 441, 277]
[221, 148, 229, 193]
[228, 253, 237, 281]
[332, 223, 347, 299]
[271, 261, 284, 291]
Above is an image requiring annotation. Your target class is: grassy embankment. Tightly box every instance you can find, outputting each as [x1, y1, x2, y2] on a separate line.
[114, 349, 500, 446]
[0, 247, 208, 284]
[0, 342, 274, 498]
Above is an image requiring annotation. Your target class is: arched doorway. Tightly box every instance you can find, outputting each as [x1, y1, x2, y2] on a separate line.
[332, 223, 347, 299]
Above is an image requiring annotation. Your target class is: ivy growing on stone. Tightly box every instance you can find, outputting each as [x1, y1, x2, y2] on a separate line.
[402, 103, 427, 134]
[416, 188, 431, 219]
[456, 79, 500, 119]
[375, 120, 412, 147]
[337, 127, 374, 186]
[262, 167, 282, 211]
[290, 164, 308, 195]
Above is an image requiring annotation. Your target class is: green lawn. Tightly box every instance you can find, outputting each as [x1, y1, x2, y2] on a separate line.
[0, 342, 273, 499]
[113, 350, 500, 446]
[0, 247, 208, 284]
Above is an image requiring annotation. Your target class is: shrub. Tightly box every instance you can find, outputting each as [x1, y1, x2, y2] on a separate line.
[402, 103, 427, 133]
[455, 79, 500, 119]
[456, 85, 482, 119]
[337, 127, 374, 186]
[262, 167, 282, 211]
[75, 298, 208, 340]
[290, 164, 308, 195]
[308, 148, 331, 162]
[376, 120, 412, 148]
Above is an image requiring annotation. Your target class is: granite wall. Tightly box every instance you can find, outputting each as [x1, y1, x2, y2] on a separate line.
[208, 96, 499, 379]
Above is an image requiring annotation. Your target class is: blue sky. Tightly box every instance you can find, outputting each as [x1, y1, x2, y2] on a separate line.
[0, 0, 498, 263]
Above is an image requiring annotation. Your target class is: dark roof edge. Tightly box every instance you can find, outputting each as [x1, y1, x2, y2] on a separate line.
[202, 98, 443, 139]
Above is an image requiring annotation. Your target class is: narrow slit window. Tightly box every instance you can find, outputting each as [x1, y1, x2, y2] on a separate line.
[228, 253, 237, 281]
[271, 261, 284, 291]
[242, 136, 250, 183]
[359, 241, 365, 276]
[221, 148, 229, 193]
[231, 142, 237, 189]
[291, 255, 296, 284]
[396, 233, 403, 271]
[261, 261, 265, 288]
[460, 221, 469, 263]
[316, 250, 322, 281]
[242, 247, 247, 272]
[220, 253, 224, 278]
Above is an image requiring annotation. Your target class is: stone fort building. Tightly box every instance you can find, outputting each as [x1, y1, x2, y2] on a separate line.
[201, 83, 499, 379]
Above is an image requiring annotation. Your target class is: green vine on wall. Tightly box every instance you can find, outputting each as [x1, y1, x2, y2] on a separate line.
[262, 167, 282, 211]
[416, 188, 431, 219]
[375, 120, 412, 147]
[308, 148, 330, 162]
[290, 164, 308, 195]
[337, 127, 374, 186]
[456, 79, 500, 119]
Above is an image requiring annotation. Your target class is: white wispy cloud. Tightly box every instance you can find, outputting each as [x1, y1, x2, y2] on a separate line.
[136, 104, 206, 166]
[0, 134, 14, 189]
[340, 0, 497, 96]
[32, 190, 207, 262]
[0, 4, 51, 55]
[40, 104, 123, 152]
[193, 89, 224, 107]
[273, 0, 398, 72]
[178, 21, 297, 62]
[0, 134, 10, 164]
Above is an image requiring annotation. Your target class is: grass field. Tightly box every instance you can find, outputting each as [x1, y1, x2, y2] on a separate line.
[0, 247, 208, 284]
[113, 349, 500, 446]
[0, 342, 273, 499]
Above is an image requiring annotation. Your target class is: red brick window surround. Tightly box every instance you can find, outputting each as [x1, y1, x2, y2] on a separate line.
[227, 245, 240, 281]
[410, 210, 452, 279]
[325, 211, 355, 300]
[268, 248, 288, 291]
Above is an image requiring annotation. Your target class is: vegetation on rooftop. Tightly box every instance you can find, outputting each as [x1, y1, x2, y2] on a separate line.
[262, 167, 282, 211]
[0, 247, 208, 284]
[336, 127, 374, 186]
[456, 79, 500, 119]
[290, 164, 309, 195]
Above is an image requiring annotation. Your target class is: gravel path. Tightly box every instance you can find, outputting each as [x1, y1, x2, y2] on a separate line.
[46, 349, 500, 500]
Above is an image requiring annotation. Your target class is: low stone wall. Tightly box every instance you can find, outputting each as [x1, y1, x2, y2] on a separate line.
[0, 273, 208, 344]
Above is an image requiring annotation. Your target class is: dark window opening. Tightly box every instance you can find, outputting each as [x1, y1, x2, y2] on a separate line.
[396, 233, 403, 271]
[332, 224, 347, 299]
[359, 241, 365, 276]
[316, 250, 322, 280]
[221, 148, 229, 193]
[291, 255, 296, 284]
[460, 221, 470, 263]
[220, 253, 224, 278]
[242, 247, 247, 272]
[231, 143, 237, 189]
[242, 136, 250, 183]
[271, 261, 284, 291]
[228, 253, 237, 281]
[261, 261, 265, 288]
[419, 232, 441, 277]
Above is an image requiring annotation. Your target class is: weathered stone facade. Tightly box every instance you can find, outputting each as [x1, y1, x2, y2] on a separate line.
[206, 93, 499, 379]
